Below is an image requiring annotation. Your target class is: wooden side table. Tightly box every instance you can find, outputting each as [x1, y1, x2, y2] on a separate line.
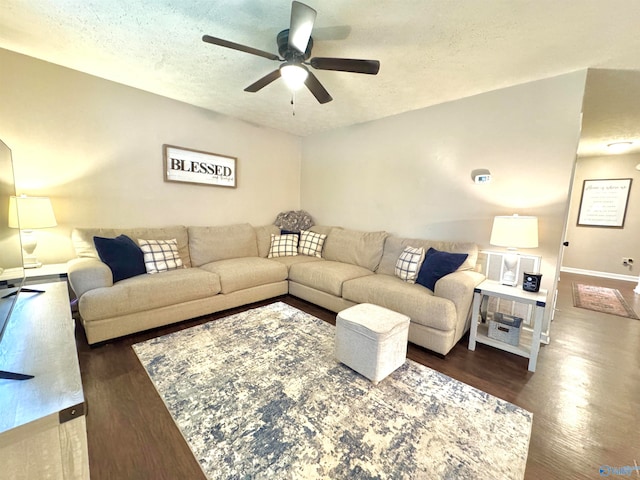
[468, 279, 547, 372]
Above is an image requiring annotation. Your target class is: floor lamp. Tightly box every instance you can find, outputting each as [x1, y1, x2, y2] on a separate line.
[490, 214, 539, 286]
[8, 195, 57, 268]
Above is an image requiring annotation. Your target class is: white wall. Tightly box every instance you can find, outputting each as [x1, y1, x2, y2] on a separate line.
[301, 71, 588, 294]
[563, 153, 640, 278]
[0, 49, 302, 264]
[0, 46, 588, 290]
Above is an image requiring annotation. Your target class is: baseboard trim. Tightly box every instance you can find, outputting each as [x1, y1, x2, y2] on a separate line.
[560, 266, 638, 283]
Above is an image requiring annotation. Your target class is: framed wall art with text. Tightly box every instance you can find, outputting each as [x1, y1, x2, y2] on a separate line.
[577, 178, 632, 228]
[163, 144, 237, 188]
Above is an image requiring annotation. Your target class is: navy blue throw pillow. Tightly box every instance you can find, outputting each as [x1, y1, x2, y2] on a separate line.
[416, 247, 468, 292]
[281, 229, 300, 238]
[94, 234, 146, 283]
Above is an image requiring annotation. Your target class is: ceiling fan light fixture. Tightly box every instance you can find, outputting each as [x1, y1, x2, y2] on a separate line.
[607, 141, 633, 154]
[280, 62, 308, 91]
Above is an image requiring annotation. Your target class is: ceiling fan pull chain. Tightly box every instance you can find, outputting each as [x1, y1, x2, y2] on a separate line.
[291, 91, 296, 116]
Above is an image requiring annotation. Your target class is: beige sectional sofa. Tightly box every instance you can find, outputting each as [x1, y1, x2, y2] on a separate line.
[68, 222, 485, 355]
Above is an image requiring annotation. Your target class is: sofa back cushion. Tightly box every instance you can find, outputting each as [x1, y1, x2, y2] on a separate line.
[308, 225, 336, 237]
[72, 226, 191, 268]
[254, 224, 281, 258]
[378, 236, 477, 276]
[188, 223, 258, 266]
[322, 228, 388, 271]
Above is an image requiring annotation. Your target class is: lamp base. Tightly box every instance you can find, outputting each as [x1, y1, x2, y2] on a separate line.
[500, 252, 519, 287]
[21, 230, 42, 269]
[23, 261, 42, 269]
[499, 276, 518, 287]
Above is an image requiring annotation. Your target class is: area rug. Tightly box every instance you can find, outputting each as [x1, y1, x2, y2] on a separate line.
[572, 283, 639, 319]
[133, 302, 532, 479]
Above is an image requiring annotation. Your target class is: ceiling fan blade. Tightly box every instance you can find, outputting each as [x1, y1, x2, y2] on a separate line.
[244, 69, 282, 92]
[310, 57, 380, 75]
[304, 71, 332, 104]
[202, 35, 280, 61]
[289, 1, 317, 53]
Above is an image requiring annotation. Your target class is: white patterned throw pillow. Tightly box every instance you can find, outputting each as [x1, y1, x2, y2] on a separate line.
[395, 246, 425, 283]
[298, 230, 326, 257]
[268, 234, 299, 258]
[138, 238, 183, 274]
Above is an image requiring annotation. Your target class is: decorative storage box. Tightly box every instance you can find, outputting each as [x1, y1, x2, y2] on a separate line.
[335, 303, 410, 384]
[488, 312, 523, 346]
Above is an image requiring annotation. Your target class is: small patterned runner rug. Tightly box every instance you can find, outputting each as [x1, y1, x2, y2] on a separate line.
[572, 283, 639, 319]
[133, 302, 532, 479]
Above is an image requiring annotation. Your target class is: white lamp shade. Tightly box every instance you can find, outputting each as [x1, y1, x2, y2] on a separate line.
[490, 215, 538, 249]
[280, 63, 309, 90]
[8, 195, 57, 229]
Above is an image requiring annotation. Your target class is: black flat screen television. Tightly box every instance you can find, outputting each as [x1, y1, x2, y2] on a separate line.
[0, 139, 30, 380]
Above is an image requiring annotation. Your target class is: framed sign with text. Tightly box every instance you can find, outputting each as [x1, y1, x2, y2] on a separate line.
[163, 144, 237, 188]
[577, 178, 632, 228]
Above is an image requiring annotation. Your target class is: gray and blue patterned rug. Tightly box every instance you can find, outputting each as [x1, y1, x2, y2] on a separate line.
[133, 302, 532, 479]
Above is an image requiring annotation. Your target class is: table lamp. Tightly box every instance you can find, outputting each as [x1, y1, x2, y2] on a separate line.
[8, 195, 57, 268]
[490, 214, 538, 286]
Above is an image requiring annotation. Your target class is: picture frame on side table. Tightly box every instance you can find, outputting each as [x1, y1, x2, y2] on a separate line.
[163, 144, 237, 188]
[577, 178, 632, 228]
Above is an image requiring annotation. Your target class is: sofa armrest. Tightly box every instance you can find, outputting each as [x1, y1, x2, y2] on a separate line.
[434, 270, 486, 338]
[67, 258, 113, 298]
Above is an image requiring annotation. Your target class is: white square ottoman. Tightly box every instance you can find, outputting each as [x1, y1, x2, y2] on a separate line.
[335, 303, 410, 384]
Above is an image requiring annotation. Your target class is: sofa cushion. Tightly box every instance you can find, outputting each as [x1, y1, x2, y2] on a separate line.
[416, 248, 469, 292]
[322, 228, 388, 271]
[138, 238, 184, 274]
[255, 224, 281, 258]
[93, 234, 146, 283]
[298, 230, 326, 258]
[79, 267, 221, 321]
[72, 226, 191, 267]
[268, 255, 324, 271]
[289, 260, 374, 297]
[189, 224, 258, 266]
[394, 246, 425, 283]
[268, 234, 299, 258]
[342, 274, 457, 332]
[378, 236, 477, 276]
[308, 225, 337, 237]
[199, 257, 288, 294]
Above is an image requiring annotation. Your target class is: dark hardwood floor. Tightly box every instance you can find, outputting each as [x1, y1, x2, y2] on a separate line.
[75, 272, 640, 479]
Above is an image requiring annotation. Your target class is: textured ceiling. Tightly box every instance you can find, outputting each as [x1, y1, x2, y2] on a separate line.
[2, 1, 640, 153]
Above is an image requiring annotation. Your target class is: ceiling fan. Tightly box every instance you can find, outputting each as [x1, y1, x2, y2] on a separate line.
[202, 1, 380, 104]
